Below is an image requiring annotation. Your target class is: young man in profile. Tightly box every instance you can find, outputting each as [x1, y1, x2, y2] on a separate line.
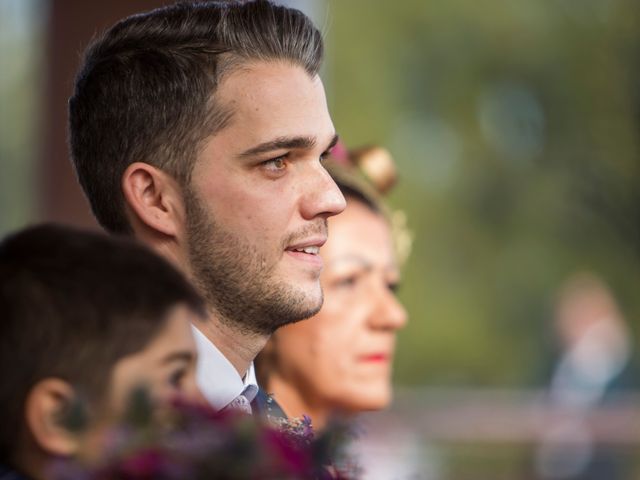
[0, 224, 205, 480]
[69, 1, 346, 413]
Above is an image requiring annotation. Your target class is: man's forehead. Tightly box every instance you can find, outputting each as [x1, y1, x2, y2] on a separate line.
[215, 62, 326, 116]
[212, 61, 332, 143]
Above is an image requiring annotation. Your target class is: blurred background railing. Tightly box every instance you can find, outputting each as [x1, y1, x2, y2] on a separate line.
[354, 388, 640, 479]
[389, 388, 640, 445]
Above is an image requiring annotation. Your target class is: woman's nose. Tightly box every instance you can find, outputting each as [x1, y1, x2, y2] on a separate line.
[370, 284, 408, 331]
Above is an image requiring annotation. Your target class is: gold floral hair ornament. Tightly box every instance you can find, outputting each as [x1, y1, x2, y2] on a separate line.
[390, 209, 413, 266]
[325, 144, 413, 266]
[350, 146, 398, 195]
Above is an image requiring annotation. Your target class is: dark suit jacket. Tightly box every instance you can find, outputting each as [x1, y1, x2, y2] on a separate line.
[0, 464, 29, 480]
[251, 388, 288, 421]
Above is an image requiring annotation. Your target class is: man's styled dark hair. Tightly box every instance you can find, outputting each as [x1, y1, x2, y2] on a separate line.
[0, 223, 205, 461]
[69, 0, 324, 234]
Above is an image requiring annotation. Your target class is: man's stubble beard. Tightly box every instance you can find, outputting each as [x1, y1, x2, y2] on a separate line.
[184, 188, 324, 336]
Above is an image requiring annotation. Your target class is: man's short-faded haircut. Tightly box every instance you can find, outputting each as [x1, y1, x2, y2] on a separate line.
[69, 0, 324, 234]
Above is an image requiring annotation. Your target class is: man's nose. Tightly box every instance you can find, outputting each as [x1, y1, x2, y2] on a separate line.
[299, 163, 346, 220]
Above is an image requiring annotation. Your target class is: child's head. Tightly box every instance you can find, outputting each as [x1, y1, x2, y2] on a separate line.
[0, 224, 205, 473]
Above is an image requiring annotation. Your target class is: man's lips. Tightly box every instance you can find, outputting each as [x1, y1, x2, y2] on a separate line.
[284, 237, 326, 267]
[285, 237, 327, 252]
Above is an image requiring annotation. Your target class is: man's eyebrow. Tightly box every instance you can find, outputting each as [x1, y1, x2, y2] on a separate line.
[238, 136, 316, 158]
[237, 133, 339, 158]
[161, 351, 195, 365]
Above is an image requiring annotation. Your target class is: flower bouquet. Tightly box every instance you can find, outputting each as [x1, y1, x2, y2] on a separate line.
[49, 388, 353, 479]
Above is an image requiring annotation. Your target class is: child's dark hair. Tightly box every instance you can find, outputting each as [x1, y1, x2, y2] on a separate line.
[0, 223, 205, 461]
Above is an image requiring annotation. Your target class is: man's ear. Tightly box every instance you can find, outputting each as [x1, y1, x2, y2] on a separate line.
[25, 379, 80, 457]
[122, 162, 186, 238]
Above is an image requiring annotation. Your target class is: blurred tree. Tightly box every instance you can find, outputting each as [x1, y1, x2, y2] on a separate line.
[327, 0, 640, 387]
[0, 0, 43, 236]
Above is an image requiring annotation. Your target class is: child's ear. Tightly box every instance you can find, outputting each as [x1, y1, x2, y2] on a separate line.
[25, 379, 81, 456]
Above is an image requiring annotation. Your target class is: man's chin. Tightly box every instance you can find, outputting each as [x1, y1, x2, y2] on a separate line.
[294, 294, 323, 322]
[268, 283, 324, 331]
[300, 282, 324, 315]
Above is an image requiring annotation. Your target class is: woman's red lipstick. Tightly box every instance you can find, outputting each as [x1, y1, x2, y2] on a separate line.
[360, 353, 389, 362]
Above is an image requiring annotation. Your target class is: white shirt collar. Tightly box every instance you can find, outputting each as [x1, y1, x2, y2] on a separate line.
[191, 324, 259, 411]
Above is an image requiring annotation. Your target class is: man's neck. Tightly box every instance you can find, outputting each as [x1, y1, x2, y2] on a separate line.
[194, 312, 268, 376]
[142, 235, 267, 375]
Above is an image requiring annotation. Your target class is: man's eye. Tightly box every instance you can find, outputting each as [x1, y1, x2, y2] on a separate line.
[319, 150, 330, 163]
[262, 156, 287, 171]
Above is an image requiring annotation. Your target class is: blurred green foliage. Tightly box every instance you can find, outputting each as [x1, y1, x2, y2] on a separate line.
[327, 0, 640, 387]
[0, 1, 42, 236]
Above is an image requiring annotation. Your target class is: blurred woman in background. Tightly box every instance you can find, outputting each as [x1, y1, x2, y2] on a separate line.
[256, 145, 411, 431]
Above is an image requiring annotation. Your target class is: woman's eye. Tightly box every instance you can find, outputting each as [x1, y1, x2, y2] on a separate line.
[334, 275, 359, 288]
[387, 282, 400, 294]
